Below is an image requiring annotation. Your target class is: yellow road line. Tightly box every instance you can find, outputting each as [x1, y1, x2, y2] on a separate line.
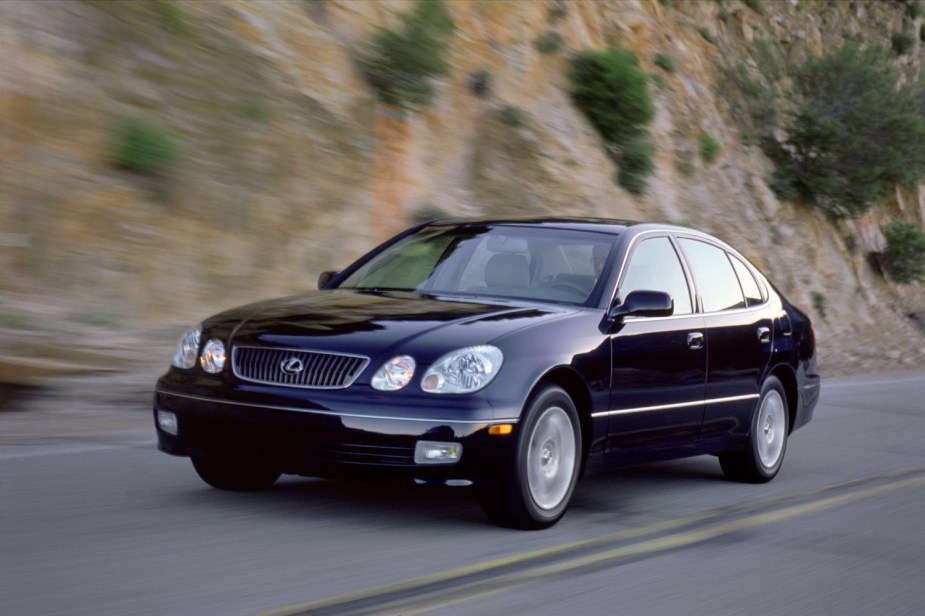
[376, 475, 925, 616]
[259, 469, 925, 616]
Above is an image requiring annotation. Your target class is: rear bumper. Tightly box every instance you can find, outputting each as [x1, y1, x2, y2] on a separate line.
[793, 373, 821, 431]
[154, 389, 514, 484]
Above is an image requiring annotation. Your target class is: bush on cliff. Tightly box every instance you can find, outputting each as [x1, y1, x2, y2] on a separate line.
[569, 47, 656, 194]
[767, 44, 925, 219]
[359, 0, 455, 108]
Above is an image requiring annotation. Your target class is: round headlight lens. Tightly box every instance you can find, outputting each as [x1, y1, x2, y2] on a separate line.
[371, 355, 416, 391]
[421, 345, 503, 394]
[171, 326, 201, 369]
[200, 339, 226, 374]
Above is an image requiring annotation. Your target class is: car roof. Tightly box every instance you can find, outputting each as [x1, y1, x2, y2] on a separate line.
[424, 216, 690, 237]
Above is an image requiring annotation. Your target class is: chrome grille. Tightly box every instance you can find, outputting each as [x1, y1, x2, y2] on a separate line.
[232, 346, 369, 389]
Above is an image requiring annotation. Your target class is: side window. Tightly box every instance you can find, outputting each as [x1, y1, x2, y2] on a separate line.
[619, 237, 693, 315]
[678, 239, 746, 312]
[729, 255, 764, 306]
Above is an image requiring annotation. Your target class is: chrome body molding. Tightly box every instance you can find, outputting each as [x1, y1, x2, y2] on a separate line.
[591, 393, 760, 419]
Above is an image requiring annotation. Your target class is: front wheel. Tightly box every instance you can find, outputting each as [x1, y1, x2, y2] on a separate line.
[191, 456, 281, 492]
[479, 386, 582, 530]
[719, 376, 789, 483]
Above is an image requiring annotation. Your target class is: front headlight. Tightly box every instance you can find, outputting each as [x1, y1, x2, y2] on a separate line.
[421, 345, 503, 394]
[200, 339, 226, 374]
[171, 325, 201, 369]
[371, 355, 416, 391]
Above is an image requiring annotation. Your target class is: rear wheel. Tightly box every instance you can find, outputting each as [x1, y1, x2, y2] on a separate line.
[719, 376, 789, 483]
[191, 456, 281, 492]
[479, 386, 581, 529]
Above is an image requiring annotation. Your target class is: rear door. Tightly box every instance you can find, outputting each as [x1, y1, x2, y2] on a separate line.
[676, 238, 773, 452]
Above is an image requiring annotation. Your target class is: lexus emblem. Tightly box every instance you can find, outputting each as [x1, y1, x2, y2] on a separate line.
[280, 357, 305, 375]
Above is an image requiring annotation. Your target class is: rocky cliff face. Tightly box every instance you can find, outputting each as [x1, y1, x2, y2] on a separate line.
[1, 0, 923, 375]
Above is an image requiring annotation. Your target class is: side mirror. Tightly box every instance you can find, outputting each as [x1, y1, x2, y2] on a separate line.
[317, 271, 339, 290]
[609, 290, 674, 320]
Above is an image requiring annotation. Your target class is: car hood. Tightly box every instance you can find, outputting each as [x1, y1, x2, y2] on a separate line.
[208, 290, 577, 358]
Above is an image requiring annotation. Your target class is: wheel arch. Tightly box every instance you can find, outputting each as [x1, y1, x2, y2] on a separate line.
[769, 363, 798, 434]
[535, 367, 593, 470]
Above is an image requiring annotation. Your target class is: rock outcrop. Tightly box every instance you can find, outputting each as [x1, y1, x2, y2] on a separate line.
[1, 0, 922, 375]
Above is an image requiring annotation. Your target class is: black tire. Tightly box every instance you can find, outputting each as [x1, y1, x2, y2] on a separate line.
[479, 385, 582, 530]
[719, 376, 789, 483]
[191, 456, 281, 492]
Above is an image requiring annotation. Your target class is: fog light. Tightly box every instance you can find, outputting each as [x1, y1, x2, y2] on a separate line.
[157, 410, 178, 435]
[414, 441, 462, 465]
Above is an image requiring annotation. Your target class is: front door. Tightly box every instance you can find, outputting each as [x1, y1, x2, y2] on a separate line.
[603, 235, 706, 460]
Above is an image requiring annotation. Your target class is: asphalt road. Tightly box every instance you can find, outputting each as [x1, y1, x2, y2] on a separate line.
[1, 372, 923, 616]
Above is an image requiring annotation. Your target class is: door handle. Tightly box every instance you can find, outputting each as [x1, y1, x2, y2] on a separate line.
[757, 327, 771, 344]
[687, 332, 704, 350]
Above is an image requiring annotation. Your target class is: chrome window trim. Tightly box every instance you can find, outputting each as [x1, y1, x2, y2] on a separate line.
[620, 299, 770, 323]
[591, 393, 759, 419]
[609, 230, 697, 315]
[673, 234, 771, 313]
[608, 228, 775, 318]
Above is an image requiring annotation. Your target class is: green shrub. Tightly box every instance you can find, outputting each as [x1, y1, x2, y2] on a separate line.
[469, 69, 491, 98]
[156, 1, 187, 35]
[569, 47, 654, 145]
[534, 31, 564, 54]
[910, 1, 924, 19]
[0, 311, 43, 331]
[570, 47, 656, 194]
[769, 43, 925, 218]
[721, 62, 764, 99]
[676, 159, 695, 176]
[412, 204, 449, 225]
[754, 38, 783, 83]
[767, 171, 799, 202]
[740, 132, 760, 147]
[234, 101, 269, 122]
[71, 308, 122, 326]
[654, 52, 675, 73]
[699, 133, 721, 164]
[548, 1, 567, 22]
[109, 115, 179, 176]
[616, 137, 656, 195]
[699, 27, 717, 45]
[881, 221, 925, 283]
[744, 0, 765, 14]
[719, 52, 784, 127]
[891, 30, 915, 56]
[359, 0, 454, 108]
[811, 291, 827, 320]
[499, 105, 530, 128]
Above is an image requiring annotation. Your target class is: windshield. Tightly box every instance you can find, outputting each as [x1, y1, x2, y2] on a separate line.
[337, 225, 617, 305]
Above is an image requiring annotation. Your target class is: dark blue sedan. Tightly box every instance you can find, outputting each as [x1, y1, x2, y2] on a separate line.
[154, 218, 820, 529]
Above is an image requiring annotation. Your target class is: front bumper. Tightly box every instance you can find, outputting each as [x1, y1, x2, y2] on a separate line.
[154, 388, 515, 484]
